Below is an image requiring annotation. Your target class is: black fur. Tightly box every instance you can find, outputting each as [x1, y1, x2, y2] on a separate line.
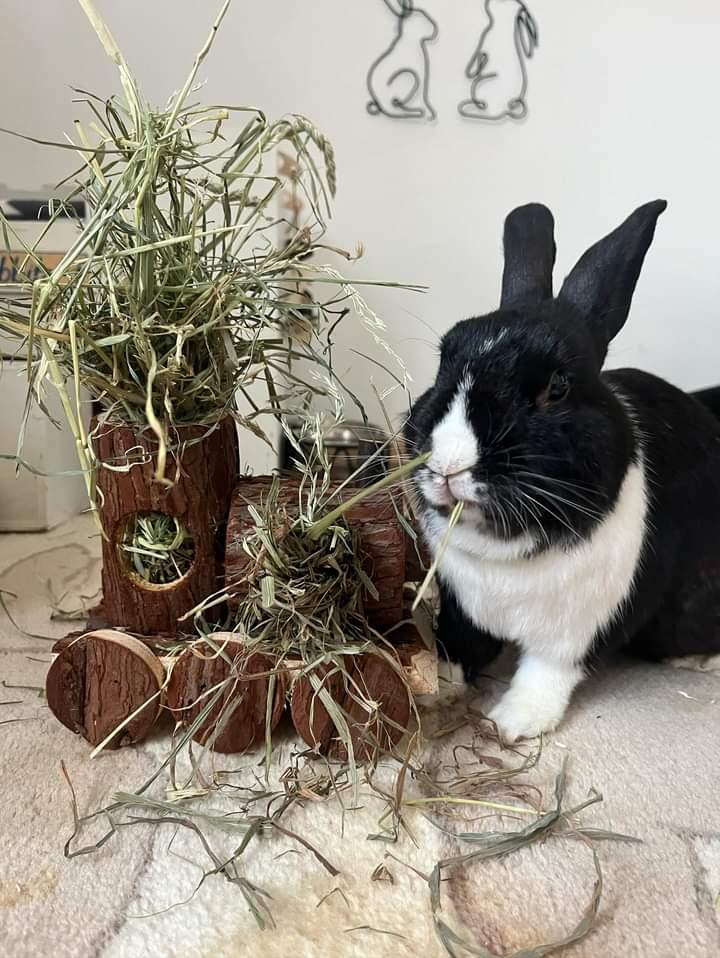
[605, 369, 720, 659]
[501, 203, 556, 308]
[559, 200, 667, 363]
[436, 583, 504, 682]
[407, 200, 720, 680]
[692, 384, 720, 420]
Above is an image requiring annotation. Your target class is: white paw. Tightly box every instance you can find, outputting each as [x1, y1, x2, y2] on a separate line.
[488, 689, 565, 743]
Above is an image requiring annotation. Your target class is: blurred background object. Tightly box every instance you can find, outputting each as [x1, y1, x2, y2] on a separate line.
[279, 418, 389, 485]
[0, 185, 90, 530]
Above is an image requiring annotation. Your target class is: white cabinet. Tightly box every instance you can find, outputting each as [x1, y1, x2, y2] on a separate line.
[0, 362, 90, 530]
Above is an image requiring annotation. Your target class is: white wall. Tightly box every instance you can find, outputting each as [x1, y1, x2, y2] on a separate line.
[3, 0, 720, 455]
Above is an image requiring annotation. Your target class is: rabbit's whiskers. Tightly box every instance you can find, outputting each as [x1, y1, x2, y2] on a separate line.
[513, 483, 597, 539]
[499, 478, 581, 540]
[514, 476, 605, 521]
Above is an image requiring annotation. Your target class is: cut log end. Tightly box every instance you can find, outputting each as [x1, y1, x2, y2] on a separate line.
[290, 652, 412, 760]
[166, 636, 287, 754]
[46, 630, 164, 748]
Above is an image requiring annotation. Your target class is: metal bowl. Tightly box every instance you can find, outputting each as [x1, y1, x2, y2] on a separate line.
[279, 419, 388, 486]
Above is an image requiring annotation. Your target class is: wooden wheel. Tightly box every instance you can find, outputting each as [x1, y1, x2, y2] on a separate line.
[290, 652, 411, 759]
[46, 629, 164, 748]
[166, 636, 287, 753]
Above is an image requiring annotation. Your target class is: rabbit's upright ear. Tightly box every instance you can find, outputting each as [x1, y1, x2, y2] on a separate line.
[500, 203, 556, 309]
[382, 0, 410, 15]
[559, 200, 667, 357]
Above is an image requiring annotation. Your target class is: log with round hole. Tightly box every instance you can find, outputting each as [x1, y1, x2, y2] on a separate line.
[91, 416, 238, 635]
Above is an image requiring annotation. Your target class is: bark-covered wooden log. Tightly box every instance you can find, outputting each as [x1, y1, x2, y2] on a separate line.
[290, 653, 411, 759]
[46, 630, 165, 748]
[92, 416, 238, 635]
[53, 629, 177, 655]
[225, 477, 407, 629]
[166, 636, 287, 753]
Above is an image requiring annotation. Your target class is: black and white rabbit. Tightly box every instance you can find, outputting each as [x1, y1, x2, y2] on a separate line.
[406, 201, 720, 741]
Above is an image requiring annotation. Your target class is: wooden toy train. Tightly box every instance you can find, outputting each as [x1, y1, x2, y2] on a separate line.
[46, 421, 434, 757]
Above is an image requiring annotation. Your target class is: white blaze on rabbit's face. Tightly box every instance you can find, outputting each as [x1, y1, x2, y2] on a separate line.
[421, 378, 487, 511]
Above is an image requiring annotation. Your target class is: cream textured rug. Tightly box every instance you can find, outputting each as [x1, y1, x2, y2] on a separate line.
[1, 516, 719, 958]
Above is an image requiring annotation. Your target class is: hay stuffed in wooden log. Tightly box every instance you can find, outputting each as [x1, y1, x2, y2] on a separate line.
[226, 476, 406, 629]
[200, 468, 431, 759]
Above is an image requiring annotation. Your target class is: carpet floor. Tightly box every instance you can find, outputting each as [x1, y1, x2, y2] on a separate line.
[0, 516, 718, 958]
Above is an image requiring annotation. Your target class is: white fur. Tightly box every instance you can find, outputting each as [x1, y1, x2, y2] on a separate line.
[488, 656, 585, 742]
[477, 328, 508, 356]
[427, 380, 478, 478]
[422, 462, 648, 741]
[421, 380, 486, 508]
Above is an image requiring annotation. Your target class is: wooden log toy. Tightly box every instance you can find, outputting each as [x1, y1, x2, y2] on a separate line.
[47, 625, 436, 754]
[46, 630, 165, 748]
[91, 416, 238, 635]
[290, 653, 412, 760]
[225, 477, 408, 630]
[165, 636, 287, 754]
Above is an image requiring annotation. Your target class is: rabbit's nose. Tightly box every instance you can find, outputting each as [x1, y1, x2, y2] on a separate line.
[427, 459, 476, 479]
[447, 470, 474, 499]
[428, 465, 476, 500]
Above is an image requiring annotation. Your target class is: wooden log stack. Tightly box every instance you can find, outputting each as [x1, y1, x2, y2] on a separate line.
[47, 630, 436, 754]
[47, 471, 435, 755]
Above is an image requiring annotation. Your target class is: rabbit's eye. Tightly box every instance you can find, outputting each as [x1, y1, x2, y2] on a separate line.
[538, 371, 570, 407]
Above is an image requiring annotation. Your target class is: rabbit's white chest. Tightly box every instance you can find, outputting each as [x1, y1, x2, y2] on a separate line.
[423, 462, 648, 665]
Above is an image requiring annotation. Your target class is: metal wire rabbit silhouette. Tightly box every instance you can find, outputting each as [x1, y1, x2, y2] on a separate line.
[367, 0, 439, 120]
[459, 0, 538, 121]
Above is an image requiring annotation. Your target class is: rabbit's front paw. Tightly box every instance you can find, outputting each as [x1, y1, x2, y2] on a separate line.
[488, 655, 582, 743]
[488, 688, 565, 743]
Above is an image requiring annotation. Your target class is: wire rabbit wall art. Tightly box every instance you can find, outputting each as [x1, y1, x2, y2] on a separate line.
[367, 0, 439, 120]
[459, 0, 539, 121]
